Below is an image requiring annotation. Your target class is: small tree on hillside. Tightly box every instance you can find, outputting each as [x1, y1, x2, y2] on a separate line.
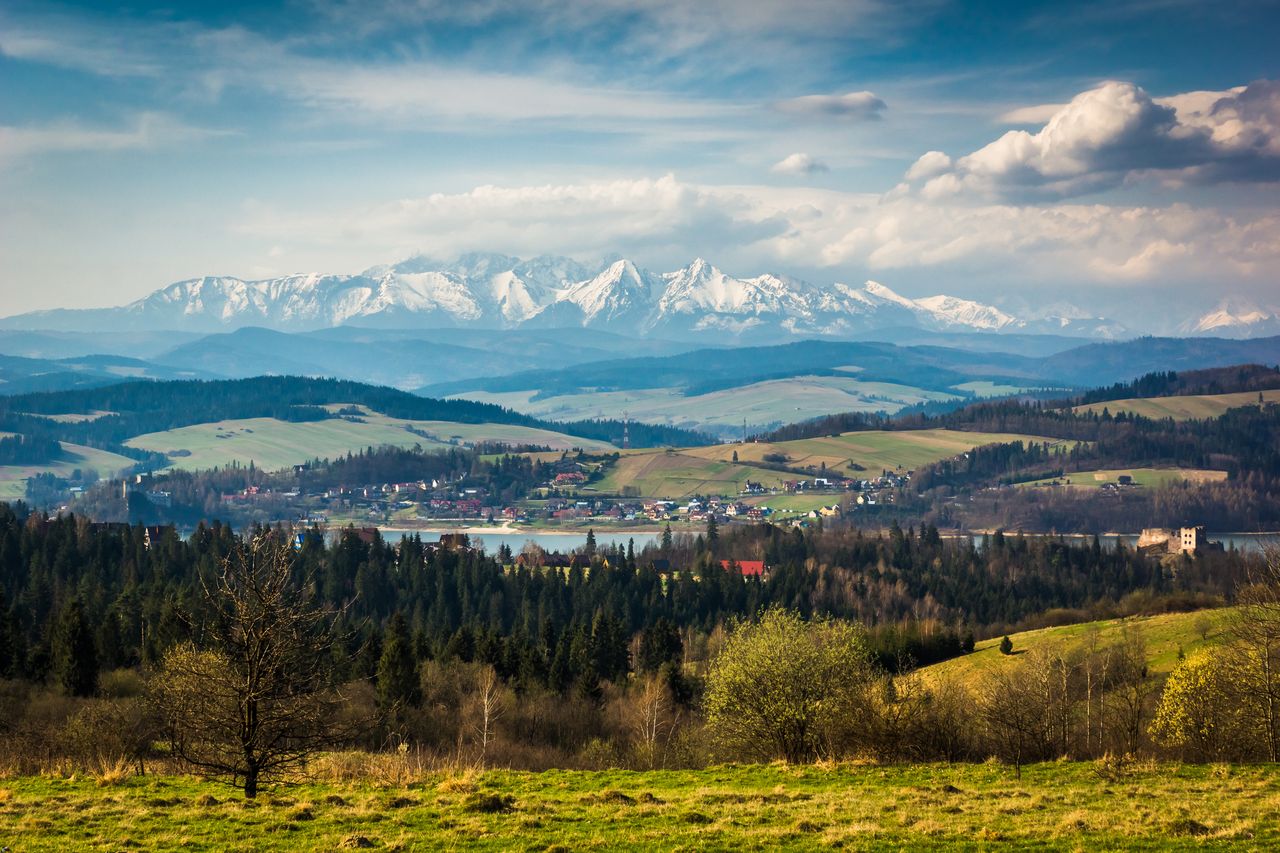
[704, 608, 877, 762]
[153, 533, 357, 798]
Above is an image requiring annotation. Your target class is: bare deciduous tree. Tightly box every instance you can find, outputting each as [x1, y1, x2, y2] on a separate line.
[466, 664, 507, 766]
[1223, 547, 1280, 761]
[629, 673, 677, 769]
[152, 532, 356, 798]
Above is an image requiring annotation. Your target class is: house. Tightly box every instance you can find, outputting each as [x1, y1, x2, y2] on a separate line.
[720, 559, 767, 579]
[438, 533, 472, 551]
[142, 525, 174, 551]
[554, 471, 587, 486]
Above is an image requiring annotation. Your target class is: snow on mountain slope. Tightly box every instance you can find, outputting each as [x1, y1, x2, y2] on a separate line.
[1180, 298, 1280, 338]
[0, 253, 1133, 339]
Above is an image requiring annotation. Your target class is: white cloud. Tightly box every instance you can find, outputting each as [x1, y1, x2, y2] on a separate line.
[0, 16, 165, 76]
[771, 153, 829, 175]
[998, 103, 1067, 124]
[0, 114, 223, 164]
[904, 150, 950, 180]
[230, 174, 1280, 290]
[906, 80, 1280, 200]
[775, 91, 887, 120]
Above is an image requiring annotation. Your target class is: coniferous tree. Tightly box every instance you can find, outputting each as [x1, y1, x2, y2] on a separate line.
[0, 586, 13, 678]
[377, 611, 421, 710]
[52, 596, 98, 697]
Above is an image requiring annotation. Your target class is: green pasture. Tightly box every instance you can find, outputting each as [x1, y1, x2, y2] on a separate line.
[2, 760, 1276, 850]
[592, 451, 795, 499]
[687, 429, 1069, 476]
[922, 609, 1233, 685]
[1019, 467, 1229, 490]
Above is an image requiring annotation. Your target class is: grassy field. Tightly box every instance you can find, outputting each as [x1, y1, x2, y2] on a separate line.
[0, 442, 136, 501]
[2, 761, 1275, 850]
[1019, 467, 1229, 490]
[588, 429, 1067, 499]
[591, 451, 796, 499]
[743, 493, 837, 515]
[126, 409, 614, 473]
[1073, 389, 1280, 420]
[922, 609, 1234, 685]
[685, 429, 1068, 476]
[456, 376, 961, 438]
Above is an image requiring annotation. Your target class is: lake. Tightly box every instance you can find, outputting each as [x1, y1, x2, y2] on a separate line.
[370, 528, 660, 554]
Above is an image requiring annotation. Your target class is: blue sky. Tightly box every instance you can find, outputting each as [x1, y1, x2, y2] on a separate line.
[1, 0, 1277, 318]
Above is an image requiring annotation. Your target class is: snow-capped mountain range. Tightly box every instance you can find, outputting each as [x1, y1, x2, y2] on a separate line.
[1177, 297, 1280, 339]
[3, 252, 1250, 340]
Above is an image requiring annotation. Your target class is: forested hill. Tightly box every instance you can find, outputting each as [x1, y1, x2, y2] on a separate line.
[0, 375, 710, 452]
[1072, 364, 1280, 406]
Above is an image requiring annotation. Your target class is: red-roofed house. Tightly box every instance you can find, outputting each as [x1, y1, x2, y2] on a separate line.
[720, 559, 767, 579]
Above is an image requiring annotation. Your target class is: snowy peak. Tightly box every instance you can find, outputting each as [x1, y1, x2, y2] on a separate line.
[0, 253, 1133, 339]
[1181, 298, 1280, 338]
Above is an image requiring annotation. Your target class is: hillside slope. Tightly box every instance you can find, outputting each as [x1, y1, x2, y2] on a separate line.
[922, 609, 1233, 684]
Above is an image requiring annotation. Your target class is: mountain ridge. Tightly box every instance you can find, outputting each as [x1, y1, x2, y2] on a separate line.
[0, 253, 1130, 340]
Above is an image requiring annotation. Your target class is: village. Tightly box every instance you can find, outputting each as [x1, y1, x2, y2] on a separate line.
[202, 461, 913, 532]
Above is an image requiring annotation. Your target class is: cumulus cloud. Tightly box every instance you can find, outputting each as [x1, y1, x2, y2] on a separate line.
[771, 153, 829, 175]
[775, 91, 887, 120]
[904, 80, 1280, 200]
[232, 173, 1280, 290]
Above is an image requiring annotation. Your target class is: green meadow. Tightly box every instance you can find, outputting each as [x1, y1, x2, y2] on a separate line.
[1018, 467, 1229, 490]
[2, 761, 1275, 851]
[922, 609, 1234, 685]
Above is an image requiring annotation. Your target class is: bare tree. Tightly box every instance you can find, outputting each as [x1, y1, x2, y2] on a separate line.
[977, 651, 1057, 778]
[1223, 547, 1280, 761]
[467, 664, 507, 766]
[152, 532, 356, 798]
[629, 673, 677, 769]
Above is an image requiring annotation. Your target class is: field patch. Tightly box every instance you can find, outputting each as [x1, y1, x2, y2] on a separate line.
[592, 450, 795, 499]
[1073, 389, 1280, 420]
[1020, 467, 1229, 490]
[0, 442, 136, 501]
[589, 429, 1065, 498]
[1, 761, 1276, 850]
[686, 429, 1069, 476]
[126, 410, 613, 473]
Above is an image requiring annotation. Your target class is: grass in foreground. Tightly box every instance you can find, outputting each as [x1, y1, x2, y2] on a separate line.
[2, 762, 1276, 851]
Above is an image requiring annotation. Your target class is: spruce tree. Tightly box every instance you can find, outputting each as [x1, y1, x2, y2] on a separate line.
[52, 597, 98, 697]
[376, 611, 420, 710]
[0, 586, 12, 678]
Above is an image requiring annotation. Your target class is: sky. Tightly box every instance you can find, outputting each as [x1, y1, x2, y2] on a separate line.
[1, 0, 1278, 319]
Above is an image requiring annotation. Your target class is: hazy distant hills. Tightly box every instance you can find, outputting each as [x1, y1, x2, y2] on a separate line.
[0, 353, 212, 395]
[427, 335, 1280, 400]
[0, 253, 1128, 341]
